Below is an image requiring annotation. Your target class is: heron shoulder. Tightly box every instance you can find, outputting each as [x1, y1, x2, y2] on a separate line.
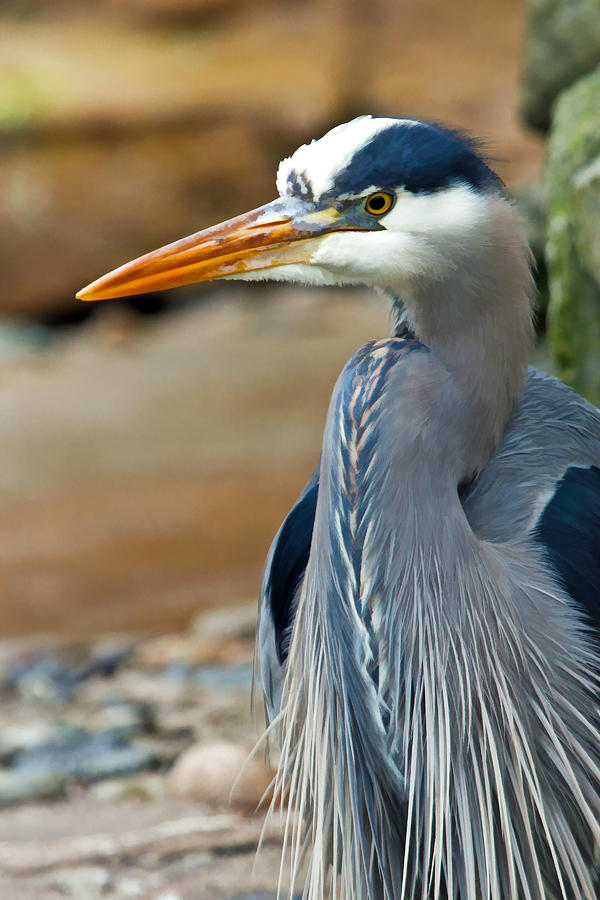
[463, 368, 600, 541]
[459, 366, 600, 630]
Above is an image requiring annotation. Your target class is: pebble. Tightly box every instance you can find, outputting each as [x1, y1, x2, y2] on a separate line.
[161, 850, 212, 879]
[103, 669, 196, 706]
[12, 728, 159, 784]
[37, 866, 113, 899]
[0, 767, 66, 806]
[88, 772, 165, 803]
[6, 645, 131, 706]
[70, 646, 131, 683]
[82, 699, 155, 738]
[194, 662, 253, 690]
[135, 732, 193, 767]
[191, 602, 258, 643]
[115, 875, 147, 896]
[167, 740, 273, 813]
[153, 706, 197, 738]
[133, 633, 215, 669]
[10, 655, 77, 703]
[0, 719, 71, 764]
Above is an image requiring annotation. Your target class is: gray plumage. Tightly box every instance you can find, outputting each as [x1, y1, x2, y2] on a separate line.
[253, 117, 600, 899]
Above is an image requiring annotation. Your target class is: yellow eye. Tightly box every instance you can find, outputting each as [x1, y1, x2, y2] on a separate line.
[364, 191, 394, 215]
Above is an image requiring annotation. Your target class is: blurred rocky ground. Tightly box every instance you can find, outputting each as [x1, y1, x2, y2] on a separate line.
[0, 0, 541, 315]
[0, 601, 298, 899]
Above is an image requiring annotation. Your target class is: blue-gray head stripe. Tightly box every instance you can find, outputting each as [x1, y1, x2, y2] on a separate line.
[332, 119, 502, 196]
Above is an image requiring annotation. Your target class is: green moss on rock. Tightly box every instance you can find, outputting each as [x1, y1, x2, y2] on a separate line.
[546, 67, 600, 404]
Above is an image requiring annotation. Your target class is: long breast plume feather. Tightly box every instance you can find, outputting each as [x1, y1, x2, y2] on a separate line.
[264, 339, 600, 900]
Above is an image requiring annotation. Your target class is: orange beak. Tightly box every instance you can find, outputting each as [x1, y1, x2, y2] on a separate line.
[76, 199, 343, 302]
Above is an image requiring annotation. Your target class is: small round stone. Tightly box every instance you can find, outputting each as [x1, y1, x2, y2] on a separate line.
[167, 740, 273, 813]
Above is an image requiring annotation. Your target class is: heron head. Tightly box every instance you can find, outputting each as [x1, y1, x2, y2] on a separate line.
[77, 116, 504, 302]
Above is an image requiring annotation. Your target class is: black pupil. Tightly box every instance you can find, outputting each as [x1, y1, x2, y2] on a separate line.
[369, 194, 386, 211]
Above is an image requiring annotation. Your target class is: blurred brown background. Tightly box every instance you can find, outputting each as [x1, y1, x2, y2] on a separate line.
[0, 0, 544, 638]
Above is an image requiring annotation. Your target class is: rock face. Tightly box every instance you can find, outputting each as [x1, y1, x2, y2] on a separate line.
[521, 0, 600, 131]
[545, 68, 600, 404]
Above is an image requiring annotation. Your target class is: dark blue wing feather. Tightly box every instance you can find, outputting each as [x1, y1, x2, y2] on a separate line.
[267, 468, 319, 664]
[258, 467, 319, 722]
[535, 465, 600, 631]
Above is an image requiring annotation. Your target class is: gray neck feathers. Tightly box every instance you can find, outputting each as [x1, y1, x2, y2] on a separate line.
[394, 194, 534, 477]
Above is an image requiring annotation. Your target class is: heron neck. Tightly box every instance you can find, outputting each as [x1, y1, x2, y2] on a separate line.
[393, 196, 534, 475]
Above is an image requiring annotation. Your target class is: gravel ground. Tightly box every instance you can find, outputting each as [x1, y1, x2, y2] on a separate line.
[0, 603, 294, 899]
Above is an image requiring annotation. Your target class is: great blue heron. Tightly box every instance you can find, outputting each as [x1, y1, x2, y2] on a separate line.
[79, 116, 600, 900]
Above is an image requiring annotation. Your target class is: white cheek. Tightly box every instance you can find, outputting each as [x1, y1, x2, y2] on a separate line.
[308, 186, 487, 289]
[380, 184, 486, 237]
[310, 231, 447, 287]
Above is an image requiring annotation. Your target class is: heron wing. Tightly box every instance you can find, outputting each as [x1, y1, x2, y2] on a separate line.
[534, 464, 600, 629]
[462, 367, 600, 631]
[257, 465, 319, 722]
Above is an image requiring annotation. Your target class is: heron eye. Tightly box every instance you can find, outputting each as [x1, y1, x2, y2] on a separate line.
[365, 191, 394, 215]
